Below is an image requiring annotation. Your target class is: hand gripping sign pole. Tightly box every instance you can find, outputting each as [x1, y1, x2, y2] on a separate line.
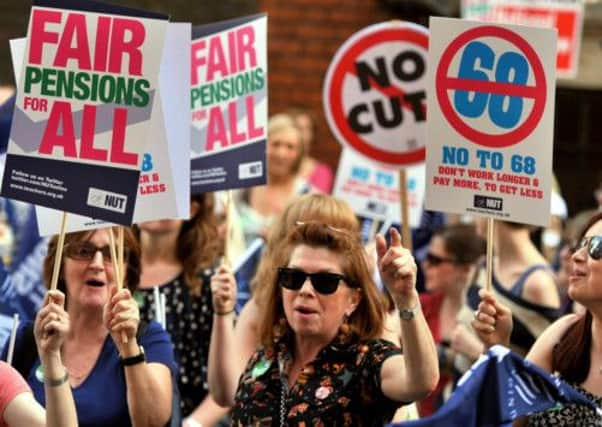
[46, 211, 67, 341]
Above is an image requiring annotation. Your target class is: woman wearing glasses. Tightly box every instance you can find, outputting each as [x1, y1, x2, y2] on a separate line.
[417, 224, 485, 416]
[473, 212, 602, 425]
[9, 228, 176, 427]
[211, 222, 438, 425]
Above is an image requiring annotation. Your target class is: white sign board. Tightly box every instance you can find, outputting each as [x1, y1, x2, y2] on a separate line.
[333, 148, 424, 227]
[426, 18, 556, 227]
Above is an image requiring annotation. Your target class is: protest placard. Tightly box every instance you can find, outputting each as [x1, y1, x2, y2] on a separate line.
[333, 148, 424, 227]
[1, 0, 168, 225]
[462, 0, 583, 79]
[24, 22, 191, 235]
[190, 14, 267, 194]
[426, 18, 556, 227]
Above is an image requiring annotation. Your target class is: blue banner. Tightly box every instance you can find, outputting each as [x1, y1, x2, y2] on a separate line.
[391, 346, 598, 427]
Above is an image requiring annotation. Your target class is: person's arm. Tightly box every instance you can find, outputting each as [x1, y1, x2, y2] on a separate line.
[105, 288, 172, 427]
[450, 323, 485, 362]
[510, 314, 579, 427]
[382, 309, 402, 346]
[3, 392, 45, 427]
[183, 394, 229, 427]
[34, 290, 78, 427]
[376, 228, 439, 402]
[471, 289, 513, 349]
[523, 269, 561, 309]
[524, 314, 580, 372]
[208, 264, 240, 407]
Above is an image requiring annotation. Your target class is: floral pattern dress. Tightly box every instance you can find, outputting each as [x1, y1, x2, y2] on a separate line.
[230, 329, 403, 426]
[136, 269, 214, 417]
[527, 383, 602, 426]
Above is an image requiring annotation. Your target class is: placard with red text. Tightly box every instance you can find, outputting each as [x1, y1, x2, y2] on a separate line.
[190, 14, 267, 194]
[426, 18, 556, 226]
[24, 23, 191, 235]
[1, 0, 168, 225]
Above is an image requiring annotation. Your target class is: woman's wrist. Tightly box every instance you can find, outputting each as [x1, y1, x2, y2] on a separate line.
[45, 369, 69, 387]
[214, 307, 235, 316]
[40, 351, 63, 368]
[184, 416, 203, 427]
[119, 337, 140, 358]
[394, 290, 420, 311]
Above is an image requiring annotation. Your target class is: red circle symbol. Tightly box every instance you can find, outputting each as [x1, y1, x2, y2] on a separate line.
[436, 26, 546, 148]
[323, 22, 428, 166]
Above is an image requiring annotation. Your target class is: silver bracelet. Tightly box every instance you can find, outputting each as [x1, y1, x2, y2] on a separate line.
[45, 370, 69, 387]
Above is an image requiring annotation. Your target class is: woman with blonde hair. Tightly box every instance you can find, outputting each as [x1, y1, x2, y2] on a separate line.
[236, 113, 311, 246]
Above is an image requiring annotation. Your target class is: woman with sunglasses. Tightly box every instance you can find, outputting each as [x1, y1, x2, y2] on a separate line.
[211, 221, 438, 425]
[473, 212, 602, 425]
[135, 193, 229, 427]
[208, 194, 401, 406]
[417, 224, 485, 416]
[8, 228, 176, 427]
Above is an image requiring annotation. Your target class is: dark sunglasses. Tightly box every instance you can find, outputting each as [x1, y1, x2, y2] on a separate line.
[574, 235, 602, 260]
[277, 267, 353, 295]
[425, 252, 456, 266]
[64, 241, 127, 264]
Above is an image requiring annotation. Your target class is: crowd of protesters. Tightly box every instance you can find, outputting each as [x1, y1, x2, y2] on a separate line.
[1, 102, 601, 426]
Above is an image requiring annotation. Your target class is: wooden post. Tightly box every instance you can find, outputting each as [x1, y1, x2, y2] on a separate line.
[486, 217, 495, 291]
[398, 169, 413, 251]
[49, 212, 68, 291]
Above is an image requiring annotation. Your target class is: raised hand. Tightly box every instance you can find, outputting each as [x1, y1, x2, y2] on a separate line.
[103, 287, 140, 352]
[471, 289, 513, 349]
[376, 227, 418, 308]
[34, 290, 70, 361]
[210, 264, 237, 315]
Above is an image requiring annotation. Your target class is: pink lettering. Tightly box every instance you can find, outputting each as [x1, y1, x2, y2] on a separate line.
[190, 39, 206, 86]
[93, 16, 111, 72]
[206, 106, 227, 151]
[79, 105, 108, 161]
[110, 108, 137, 165]
[236, 26, 257, 71]
[54, 13, 91, 69]
[29, 9, 61, 65]
[39, 101, 77, 157]
[108, 18, 145, 75]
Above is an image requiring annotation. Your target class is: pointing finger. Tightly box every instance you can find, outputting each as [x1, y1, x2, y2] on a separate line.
[389, 227, 402, 248]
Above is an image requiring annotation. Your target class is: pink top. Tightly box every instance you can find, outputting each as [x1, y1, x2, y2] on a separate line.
[0, 361, 31, 427]
[308, 162, 334, 193]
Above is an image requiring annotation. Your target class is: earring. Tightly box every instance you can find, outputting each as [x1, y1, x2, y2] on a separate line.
[338, 313, 351, 343]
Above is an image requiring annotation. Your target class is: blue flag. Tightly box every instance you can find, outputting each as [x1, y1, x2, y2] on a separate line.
[233, 237, 264, 313]
[391, 346, 599, 427]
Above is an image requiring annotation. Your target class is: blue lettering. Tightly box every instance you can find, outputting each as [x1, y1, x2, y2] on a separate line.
[442, 146, 469, 166]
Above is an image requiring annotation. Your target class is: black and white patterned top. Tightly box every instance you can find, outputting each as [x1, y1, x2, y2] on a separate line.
[527, 383, 602, 426]
[231, 329, 403, 426]
[136, 269, 215, 417]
